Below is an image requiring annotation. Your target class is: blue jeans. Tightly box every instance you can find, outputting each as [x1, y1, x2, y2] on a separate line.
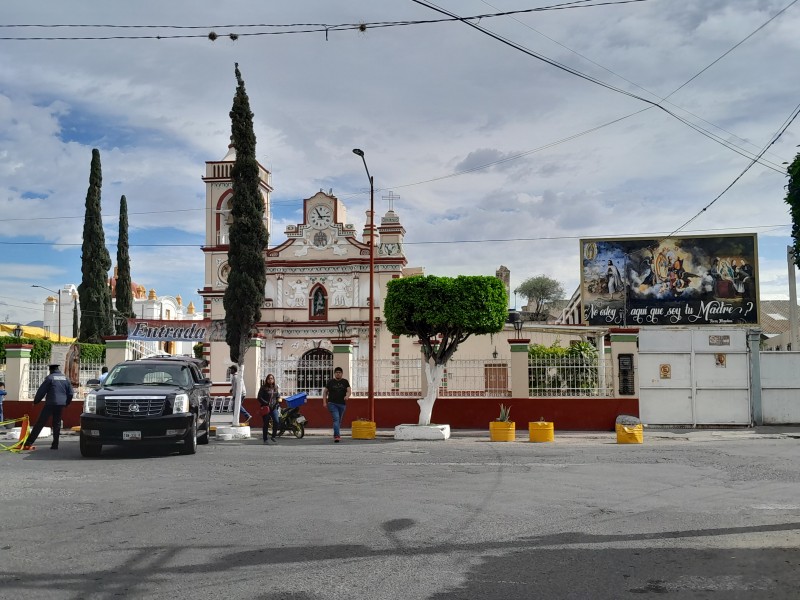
[263, 408, 280, 440]
[327, 403, 346, 437]
[238, 395, 251, 421]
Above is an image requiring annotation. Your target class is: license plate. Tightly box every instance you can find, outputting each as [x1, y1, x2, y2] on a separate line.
[123, 431, 142, 440]
[296, 416, 307, 424]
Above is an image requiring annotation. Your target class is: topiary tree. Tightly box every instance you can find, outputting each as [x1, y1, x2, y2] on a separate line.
[384, 275, 508, 425]
[786, 151, 800, 268]
[78, 148, 114, 343]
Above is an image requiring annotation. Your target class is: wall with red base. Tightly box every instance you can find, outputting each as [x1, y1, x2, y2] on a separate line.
[5, 396, 638, 432]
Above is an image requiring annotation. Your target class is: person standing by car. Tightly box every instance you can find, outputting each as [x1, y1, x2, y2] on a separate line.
[322, 367, 350, 443]
[24, 364, 74, 450]
[257, 374, 281, 444]
[98, 366, 109, 385]
[0, 382, 7, 428]
[229, 365, 251, 424]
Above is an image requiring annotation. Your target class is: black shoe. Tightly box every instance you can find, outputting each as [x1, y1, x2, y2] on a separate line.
[50, 445, 58, 450]
[271, 437, 277, 442]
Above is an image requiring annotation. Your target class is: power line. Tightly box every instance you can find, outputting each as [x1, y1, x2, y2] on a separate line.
[409, 0, 794, 171]
[667, 102, 800, 237]
[0, 223, 790, 249]
[0, 1, 651, 40]
[478, 0, 798, 167]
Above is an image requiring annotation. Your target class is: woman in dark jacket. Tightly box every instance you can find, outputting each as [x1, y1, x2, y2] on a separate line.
[257, 374, 281, 444]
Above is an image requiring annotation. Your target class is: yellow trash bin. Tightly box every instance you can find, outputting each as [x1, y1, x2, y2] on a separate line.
[351, 420, 377, 440]
[616, 423, 643, 444]
[529, 421, 554, 443]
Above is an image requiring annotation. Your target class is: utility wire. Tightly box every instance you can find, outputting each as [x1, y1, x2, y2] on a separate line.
[409, 0, 793, 172]
[666, 101, 800, 238]
[478, 0, 798, 167]
[0, 223, 790, 248]
[0, 1, 651, 40]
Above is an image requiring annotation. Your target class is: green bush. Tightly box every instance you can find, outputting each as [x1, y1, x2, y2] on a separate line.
[0, 339, 105, 363]
[0, 337, 53, 362]
[528, 341, 601, 396]
[79, 343, 106, 363]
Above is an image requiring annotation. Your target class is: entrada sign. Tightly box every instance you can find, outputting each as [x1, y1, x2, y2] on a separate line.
[127, 319, 210, 342]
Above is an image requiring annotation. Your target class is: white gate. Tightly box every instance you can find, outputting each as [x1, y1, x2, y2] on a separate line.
[638, 329, 750, 425]
[760, 351, 800, 424]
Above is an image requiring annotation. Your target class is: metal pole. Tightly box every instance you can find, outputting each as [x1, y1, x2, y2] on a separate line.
[57, 289, 62, 342]
[788, 246, 799, 350]
[353, 149, 376, 423]
[368, 174, 375, 423]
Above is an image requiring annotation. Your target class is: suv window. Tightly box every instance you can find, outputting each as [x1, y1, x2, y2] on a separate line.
[107, 364, 193, 386]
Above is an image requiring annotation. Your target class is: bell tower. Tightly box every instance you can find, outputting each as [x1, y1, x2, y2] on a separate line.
[199, 141, 273, 327]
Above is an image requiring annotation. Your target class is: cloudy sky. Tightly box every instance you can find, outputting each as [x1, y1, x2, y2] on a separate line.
[2, 0, 799, 326]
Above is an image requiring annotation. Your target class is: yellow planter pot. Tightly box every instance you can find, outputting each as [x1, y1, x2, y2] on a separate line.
[489, 421, 516, 442]
[351, 421, 377, 440]
[616, 423, 643, 444]
[529, 421, 554, 443]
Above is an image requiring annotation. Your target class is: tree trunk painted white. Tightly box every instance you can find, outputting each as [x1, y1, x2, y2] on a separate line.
[417, 360, 445, 425]
[231, 368, 244, 426]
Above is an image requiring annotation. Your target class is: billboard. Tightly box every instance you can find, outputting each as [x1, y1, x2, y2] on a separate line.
[580, 234, 759, 326]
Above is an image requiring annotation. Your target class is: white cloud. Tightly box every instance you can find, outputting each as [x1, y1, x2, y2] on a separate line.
[1, 0, 799, 325]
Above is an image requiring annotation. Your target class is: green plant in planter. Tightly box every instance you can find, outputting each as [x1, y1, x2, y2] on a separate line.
[496, 403, 512, 422]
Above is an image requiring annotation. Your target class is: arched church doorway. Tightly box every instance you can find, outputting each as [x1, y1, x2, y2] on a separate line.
[298, 348, 333, 395]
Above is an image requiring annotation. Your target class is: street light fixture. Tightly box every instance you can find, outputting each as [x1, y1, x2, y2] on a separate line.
[337, 318, 348, 339]
[512, 312, 524, 337]
[32, 284, 62, 342]
[352, 148, 375, 424]
[13, 324, 23, 339]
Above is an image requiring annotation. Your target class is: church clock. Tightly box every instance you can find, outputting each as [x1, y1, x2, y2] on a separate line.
[309, 204, 333, 229]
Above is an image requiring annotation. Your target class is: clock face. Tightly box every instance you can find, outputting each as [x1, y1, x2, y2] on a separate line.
[309, 205, 333, 229]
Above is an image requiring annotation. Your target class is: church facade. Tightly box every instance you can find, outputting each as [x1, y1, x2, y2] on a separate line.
[198, 144, 422, 388]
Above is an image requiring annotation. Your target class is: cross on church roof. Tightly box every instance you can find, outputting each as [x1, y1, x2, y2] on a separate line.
[383, 190, 400, 211]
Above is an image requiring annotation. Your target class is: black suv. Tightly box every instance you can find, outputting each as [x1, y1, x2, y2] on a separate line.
[80, 356, 212, 457]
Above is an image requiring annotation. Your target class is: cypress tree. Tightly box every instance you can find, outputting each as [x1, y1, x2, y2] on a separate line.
[72, 301, 78, 338]
[223, 63, 269, 365]
[115, 194, 135, 331]
[78, 148, 114, 343]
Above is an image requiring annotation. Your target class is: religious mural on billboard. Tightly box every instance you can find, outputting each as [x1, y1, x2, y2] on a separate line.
[580, 234, 759, 326]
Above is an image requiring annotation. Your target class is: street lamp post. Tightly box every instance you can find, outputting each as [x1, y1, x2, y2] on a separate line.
[13, 324, 23, 339]
[352, 148, 375, 423]
[32, 284, 62, 342]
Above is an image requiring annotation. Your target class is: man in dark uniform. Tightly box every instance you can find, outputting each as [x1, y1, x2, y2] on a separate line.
[25, 363, 74, 450]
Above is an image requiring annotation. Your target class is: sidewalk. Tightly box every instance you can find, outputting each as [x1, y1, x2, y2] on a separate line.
[218, 425, 800, 443]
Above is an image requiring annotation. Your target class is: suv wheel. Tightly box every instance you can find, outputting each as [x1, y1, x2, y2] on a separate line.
[79, 432, 102, 458]
[179, 414, 198, 455]
[198, 413, 210, 445]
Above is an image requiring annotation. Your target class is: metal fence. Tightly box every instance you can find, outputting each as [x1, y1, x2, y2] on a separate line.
[351, 358, 422, 397]
[257, 354, 612, 398]
[528, 356, 613, 397]
[259, 355, 334, 397]
[26, 360, 105, 397]
[435, 359, 512, 398]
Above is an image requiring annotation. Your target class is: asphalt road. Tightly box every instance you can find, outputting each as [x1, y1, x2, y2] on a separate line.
[1, 431, 799, 600]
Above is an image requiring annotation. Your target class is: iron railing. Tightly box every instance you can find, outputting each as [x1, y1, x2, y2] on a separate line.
[528, 356, 613, 397]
